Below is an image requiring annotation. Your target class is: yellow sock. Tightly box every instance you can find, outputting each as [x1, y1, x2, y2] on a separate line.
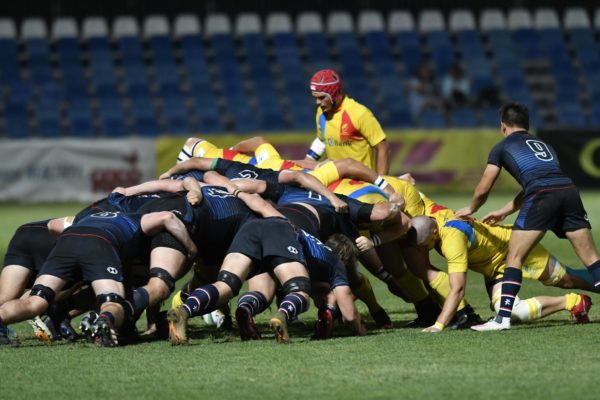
[393, 271, 429, 303]
[429, 271, 469, 311]
[353, 275, 382, 313]
[564, 293, 580, 311]
[171, 290, 184, 309]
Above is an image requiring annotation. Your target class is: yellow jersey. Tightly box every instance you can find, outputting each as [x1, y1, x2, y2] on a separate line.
[315, 97, 386, 171]
[187, 139, 255, 164]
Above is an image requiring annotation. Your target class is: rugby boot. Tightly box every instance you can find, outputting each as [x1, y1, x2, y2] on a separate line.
[448, 305, 485, 330]
[235, 307, 261, 341]
[314, 307, 334, 340]
[79, 311, 99, 342]
[94, 315, 119, 347]
[28, 316, 52, 342]
[269, 311, 290, 344]
[167, 307, 189, 345]
[371, 308, 393, 329]
[570, 294, 592, 324]
[471, 316, 510, 332]
[0, 324, 10, 345]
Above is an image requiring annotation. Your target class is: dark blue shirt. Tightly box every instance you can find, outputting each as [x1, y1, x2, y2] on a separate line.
[487, 131, 573, 195]
[299, 229, 349, 289]
[213, 159, 280, 185]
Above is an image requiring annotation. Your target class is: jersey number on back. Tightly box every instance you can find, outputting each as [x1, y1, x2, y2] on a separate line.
[525, 140, 554, 162]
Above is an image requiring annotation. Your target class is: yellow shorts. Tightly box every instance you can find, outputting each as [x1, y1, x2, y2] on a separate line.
[308, 161, 340, 186]
[484, 243, 552, 283]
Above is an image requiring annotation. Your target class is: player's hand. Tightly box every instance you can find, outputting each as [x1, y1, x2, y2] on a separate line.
[112, 187, 127, 195]
[389, 192, 405, 211]
[332, 197, 348, 214]
[398, 173, 416, 185]
[186, 190, 201, 205]
[482, 210, 506, 225]
[158, 172, 171, 180]
[355, 236, 374, 252]
[422, 325, 443, 333]
[454, 206, 473, 218]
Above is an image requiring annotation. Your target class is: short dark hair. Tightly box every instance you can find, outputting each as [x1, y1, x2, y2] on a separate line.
[499, 103, 529, 130]
[326, 234, 357, 264]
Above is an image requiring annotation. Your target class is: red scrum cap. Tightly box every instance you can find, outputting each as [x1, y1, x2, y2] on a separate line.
[310, 69, 343, 104]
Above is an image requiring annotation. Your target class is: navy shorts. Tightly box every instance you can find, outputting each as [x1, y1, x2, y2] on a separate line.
[227, 217, 306, 276]
[3, 220, 55, 273]
[38, 228, 124, 284]
[515, 185, 591, 238]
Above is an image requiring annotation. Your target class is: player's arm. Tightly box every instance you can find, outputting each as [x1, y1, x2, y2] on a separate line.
[113, 179, 186, 196]
[141, 211, 197, 259]
[201, 170, 232, 186]
[455, 164, 501, 217]
[374, 139, 390, 176]
[233, 190, 283, 219]
[278, 170, 348, 213]
[332, 284, 367, 336]
[230, 136, 268, 154]
[481, 190, 524, 225]
[159, 157, 214, 179]
[423, 272, 467, 333]
[290, 159, 319, 169]
[332, 158, 395, 195]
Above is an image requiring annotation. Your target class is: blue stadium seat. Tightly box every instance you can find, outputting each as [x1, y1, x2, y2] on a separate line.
[450, 107, 479, 127]
[35, 104, 63, 137]
[387, 104, 414, 127]
[557, 104, 587, 127]
[162, 98, 192, 134]
[67, 102, 96, 137]
[98, 101, 129, 137]
[418, 109, 447, 128]
[4, 103, 31, 138]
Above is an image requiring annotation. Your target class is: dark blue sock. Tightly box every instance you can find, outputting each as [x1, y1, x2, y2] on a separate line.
[566, 266, 595, 287]
[100, 311, 115, 324]
[498, 267, 522, 319]
[182, 284, 220, 318]
[237, 291, 268, 316]
[587, 260, 600, 292]
[131, 287, 150, 321]
[278, 293, 309, 322]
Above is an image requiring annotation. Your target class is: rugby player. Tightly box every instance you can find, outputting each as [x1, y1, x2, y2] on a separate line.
[409, 215, 594, 332]
[307, 69, 390, 175]
[454, 103, 600, 331]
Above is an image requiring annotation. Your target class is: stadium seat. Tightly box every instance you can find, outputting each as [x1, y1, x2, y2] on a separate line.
[479, 9, 507, 31]
[533, 8, 561, 30]
[113, 15, 139, 38]
[419, 109, 447, 128]
[563, 8, 591, 29]
[297, 12, 323, 33]
[448, 10, 476, 31]
[450, 107, 479, 127]
[35, 104, 63, 137]
[235, 13, 261, 35]
[174, 14, 201, 37]
[206, 13, 232, 35]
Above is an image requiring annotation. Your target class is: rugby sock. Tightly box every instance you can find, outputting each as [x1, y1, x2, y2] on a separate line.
[586, 260, 600, 292]
[565, 293, 580, 311]
[353, 275, 383, 313]
[429, 271, 469, 311]
[237, 291, 269, 316]
[100, 311, 115, 324]
[182, 284, 220, 318]
[130, 287, 149, 321]
[497, 267, 522, 320]
[278, 293, 309, 322]
[565, 266, 595, 286]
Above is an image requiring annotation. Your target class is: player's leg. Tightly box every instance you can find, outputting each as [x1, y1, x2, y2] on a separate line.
[90, 279, 128, 347]
[236, 273, 276, 340]
[473, 229, 545, 331]
[565, 228, 600, 292]
[270, 260, 311, 343]
[168, 252, 251, 344]
[0, 274, 64, 325]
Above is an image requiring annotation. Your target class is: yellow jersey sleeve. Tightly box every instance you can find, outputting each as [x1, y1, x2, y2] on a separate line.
[439, 227, 470, 274]
[356, 107, 386, 147]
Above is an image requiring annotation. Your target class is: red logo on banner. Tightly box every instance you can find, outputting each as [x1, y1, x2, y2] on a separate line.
[90, 151, 142, 193]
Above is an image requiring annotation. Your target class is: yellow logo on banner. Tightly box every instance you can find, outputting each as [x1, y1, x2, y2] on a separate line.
[580, 139, 600, 178]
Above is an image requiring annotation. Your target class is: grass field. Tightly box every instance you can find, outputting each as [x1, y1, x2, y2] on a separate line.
[1, 192, 600, 400]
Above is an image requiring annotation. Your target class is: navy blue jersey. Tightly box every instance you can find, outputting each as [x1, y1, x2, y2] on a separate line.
[299, 229, 349, 288]
[135, 192, 195, 225]
[170, 170, 205, 182]
[68, 212, 147, 260]
[487, 131, 573, 195]
[212, 159, 280, 185]
[192, 185, 258, 264]
[270, 184, 334, 208]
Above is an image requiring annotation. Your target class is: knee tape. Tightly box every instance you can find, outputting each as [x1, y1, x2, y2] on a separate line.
[30, 284, 56, 304]
[149, 267, 176, 293]
[540, 257, 566, 286]
[217, 271, 243, 295]
[282, 276, 312, 296]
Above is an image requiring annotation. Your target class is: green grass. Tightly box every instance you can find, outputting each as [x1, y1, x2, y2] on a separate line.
[1, 193, 600, 400]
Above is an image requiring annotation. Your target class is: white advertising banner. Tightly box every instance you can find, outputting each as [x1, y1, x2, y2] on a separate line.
[0, 139, 156, 202]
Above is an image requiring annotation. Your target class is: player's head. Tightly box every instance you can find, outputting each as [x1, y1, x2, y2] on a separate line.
[310, 69, 344, 113]
[326, 234, 358, 266]
[499, 103, 529, 133]
[406, 216, 438, 250]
